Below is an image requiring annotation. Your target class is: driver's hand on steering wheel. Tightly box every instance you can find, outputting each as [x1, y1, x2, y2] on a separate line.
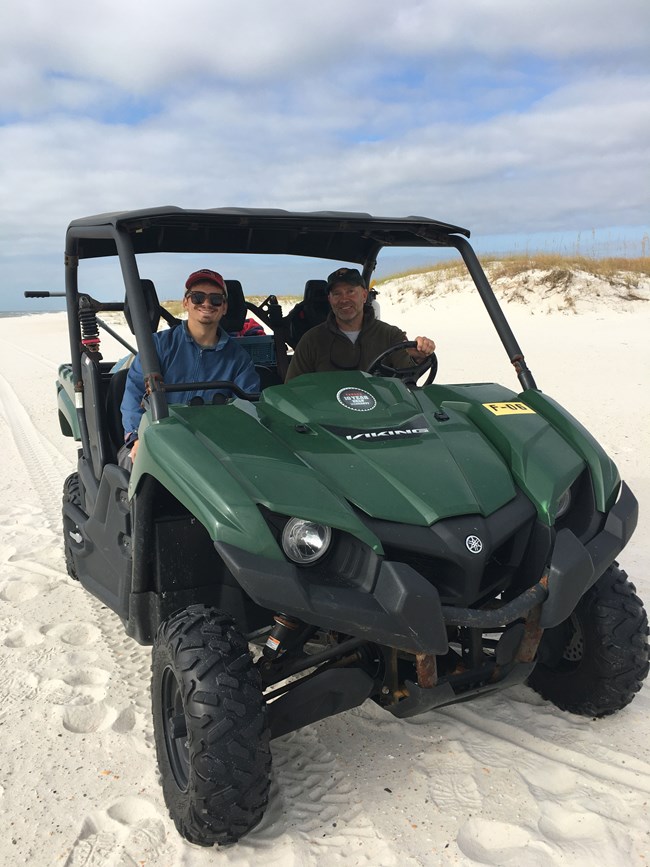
[407, 335, 436, 360]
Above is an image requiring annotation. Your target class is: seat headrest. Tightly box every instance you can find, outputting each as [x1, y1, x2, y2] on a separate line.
[303, 279, 328, 303]
[221, 280, 247, 333]
[124, 279, 161, 334]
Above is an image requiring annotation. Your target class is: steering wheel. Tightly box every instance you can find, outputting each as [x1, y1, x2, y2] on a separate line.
[367, 340, 438, 384]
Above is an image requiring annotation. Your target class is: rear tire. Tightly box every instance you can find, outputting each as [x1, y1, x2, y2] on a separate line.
[62, 473, 81, 580]
[528, 564, 649, 717]
[151, 605, 271, 846]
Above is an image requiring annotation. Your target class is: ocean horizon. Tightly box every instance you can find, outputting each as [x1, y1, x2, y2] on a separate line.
[0, 309, 64, 318]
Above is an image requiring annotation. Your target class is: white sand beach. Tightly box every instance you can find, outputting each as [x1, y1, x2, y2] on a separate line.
[0, 276, 648, 866]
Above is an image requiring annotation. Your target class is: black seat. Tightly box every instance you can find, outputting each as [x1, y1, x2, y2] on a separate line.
[285, 279, 329, 347]
[222, 280, 247, 333]
[124, 279, 161, 334]
[223, 281, 281, 386]
[124, 277, 182, 333]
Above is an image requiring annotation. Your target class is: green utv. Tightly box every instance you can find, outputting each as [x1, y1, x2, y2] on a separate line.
[31, 208, 648, 846]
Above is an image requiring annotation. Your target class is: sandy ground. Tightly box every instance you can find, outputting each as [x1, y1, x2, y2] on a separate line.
[0, 280, 649, 866]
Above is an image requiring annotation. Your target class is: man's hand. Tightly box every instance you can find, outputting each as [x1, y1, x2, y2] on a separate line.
[407, 335, 436, 360]
[130, 439, 140, 463]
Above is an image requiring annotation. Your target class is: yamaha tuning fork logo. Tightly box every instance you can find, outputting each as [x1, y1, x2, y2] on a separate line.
[465, 535, 483, 554]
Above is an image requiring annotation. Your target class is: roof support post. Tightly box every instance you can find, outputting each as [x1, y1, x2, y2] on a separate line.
[114, 227, 169, 422]
[449, 235, 537, 392]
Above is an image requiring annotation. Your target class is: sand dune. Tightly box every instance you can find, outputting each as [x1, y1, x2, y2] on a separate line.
[0, 276, 648, 865]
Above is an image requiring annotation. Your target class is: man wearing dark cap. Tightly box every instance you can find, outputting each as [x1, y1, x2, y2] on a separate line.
[285, 267, 435, 381]
[119, 269, 259, 465]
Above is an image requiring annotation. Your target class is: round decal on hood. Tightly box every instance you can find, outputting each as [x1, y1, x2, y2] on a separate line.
[336, 387, 377, 412]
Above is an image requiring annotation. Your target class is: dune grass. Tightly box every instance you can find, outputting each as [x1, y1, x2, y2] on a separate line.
[160, 254, 648, 315]
[376, 254, 650, 287]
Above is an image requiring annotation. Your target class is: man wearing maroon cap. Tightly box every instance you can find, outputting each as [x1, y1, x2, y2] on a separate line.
[119, 269, 259, 466]
[285, 267, 435, 380]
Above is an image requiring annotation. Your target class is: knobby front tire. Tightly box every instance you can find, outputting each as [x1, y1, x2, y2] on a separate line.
[528, 564, 649, 717]
[151, 605, 271, 845]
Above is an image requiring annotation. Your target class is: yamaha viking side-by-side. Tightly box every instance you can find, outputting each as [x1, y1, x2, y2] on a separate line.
[27, 208, 648, 846]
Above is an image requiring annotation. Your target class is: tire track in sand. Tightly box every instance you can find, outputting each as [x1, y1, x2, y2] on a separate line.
[437, 702, 650, 795]
[0, 363, 404, 864]
[0, 368, 152, 726]
[0, 370, 168, 863]
[415, 698, 650, 864]
[0, 371, 73, 514]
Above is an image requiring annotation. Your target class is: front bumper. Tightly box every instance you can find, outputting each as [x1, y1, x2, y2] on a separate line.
[216, 481, 638, 651]
[216, 543, 449, 654]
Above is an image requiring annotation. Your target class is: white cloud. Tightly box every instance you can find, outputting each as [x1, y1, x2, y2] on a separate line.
[0, 0, 648, 307]
[2, 0, 649, 107]
[1, 71, 646, 243]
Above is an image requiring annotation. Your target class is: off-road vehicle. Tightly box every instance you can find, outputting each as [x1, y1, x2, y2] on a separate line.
[28, 207, 648, 846]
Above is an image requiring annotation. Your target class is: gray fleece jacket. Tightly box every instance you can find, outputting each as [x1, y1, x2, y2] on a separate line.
[285, 308, 413, 381]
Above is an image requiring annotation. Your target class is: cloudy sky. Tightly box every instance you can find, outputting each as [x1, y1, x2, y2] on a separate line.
[2, 0, 649, 307]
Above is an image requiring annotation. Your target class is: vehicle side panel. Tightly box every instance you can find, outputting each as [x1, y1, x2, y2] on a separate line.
[429, 383, 594, 525]
[521, 389, 620, 512]
[129, 403, 383, 556]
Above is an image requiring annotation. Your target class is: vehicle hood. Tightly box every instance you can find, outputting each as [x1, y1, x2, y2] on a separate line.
[255, 372, 519, 526]
[147, 372, 588, 534]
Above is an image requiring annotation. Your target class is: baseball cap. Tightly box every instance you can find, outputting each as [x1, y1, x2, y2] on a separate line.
[326, 267, 366, 292]
[185, 269, 227, 296]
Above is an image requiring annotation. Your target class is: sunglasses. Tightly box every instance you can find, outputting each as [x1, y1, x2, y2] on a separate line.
[185, 291, 226, 308]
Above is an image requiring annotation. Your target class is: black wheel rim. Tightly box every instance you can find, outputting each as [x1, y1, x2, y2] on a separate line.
[161, 666, 190, 791]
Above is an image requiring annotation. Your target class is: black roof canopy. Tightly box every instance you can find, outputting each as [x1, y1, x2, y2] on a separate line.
[66, 206, 470, 263]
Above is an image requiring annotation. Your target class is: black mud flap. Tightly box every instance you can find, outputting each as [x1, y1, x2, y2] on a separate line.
[64, 463, 132, 619]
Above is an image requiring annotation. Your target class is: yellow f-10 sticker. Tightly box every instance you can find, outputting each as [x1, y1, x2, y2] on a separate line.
[482, 401, 536, 416]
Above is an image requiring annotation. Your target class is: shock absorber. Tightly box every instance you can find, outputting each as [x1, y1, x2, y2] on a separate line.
[263, 614, 302, 660]
[78, 295, 102, 360]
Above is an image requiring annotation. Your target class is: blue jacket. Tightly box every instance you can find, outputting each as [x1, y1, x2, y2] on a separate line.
[121, 322, 260, 441]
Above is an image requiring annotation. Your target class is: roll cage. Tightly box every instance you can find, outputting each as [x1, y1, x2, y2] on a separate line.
[62, 207, 537, 459]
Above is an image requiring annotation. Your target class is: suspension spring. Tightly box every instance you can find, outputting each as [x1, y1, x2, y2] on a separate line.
[79, 299, 102, 358]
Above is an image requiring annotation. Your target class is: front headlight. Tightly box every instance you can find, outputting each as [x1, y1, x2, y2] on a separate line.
[281, 518, 332, 565]
[556, 488, 572, 518]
